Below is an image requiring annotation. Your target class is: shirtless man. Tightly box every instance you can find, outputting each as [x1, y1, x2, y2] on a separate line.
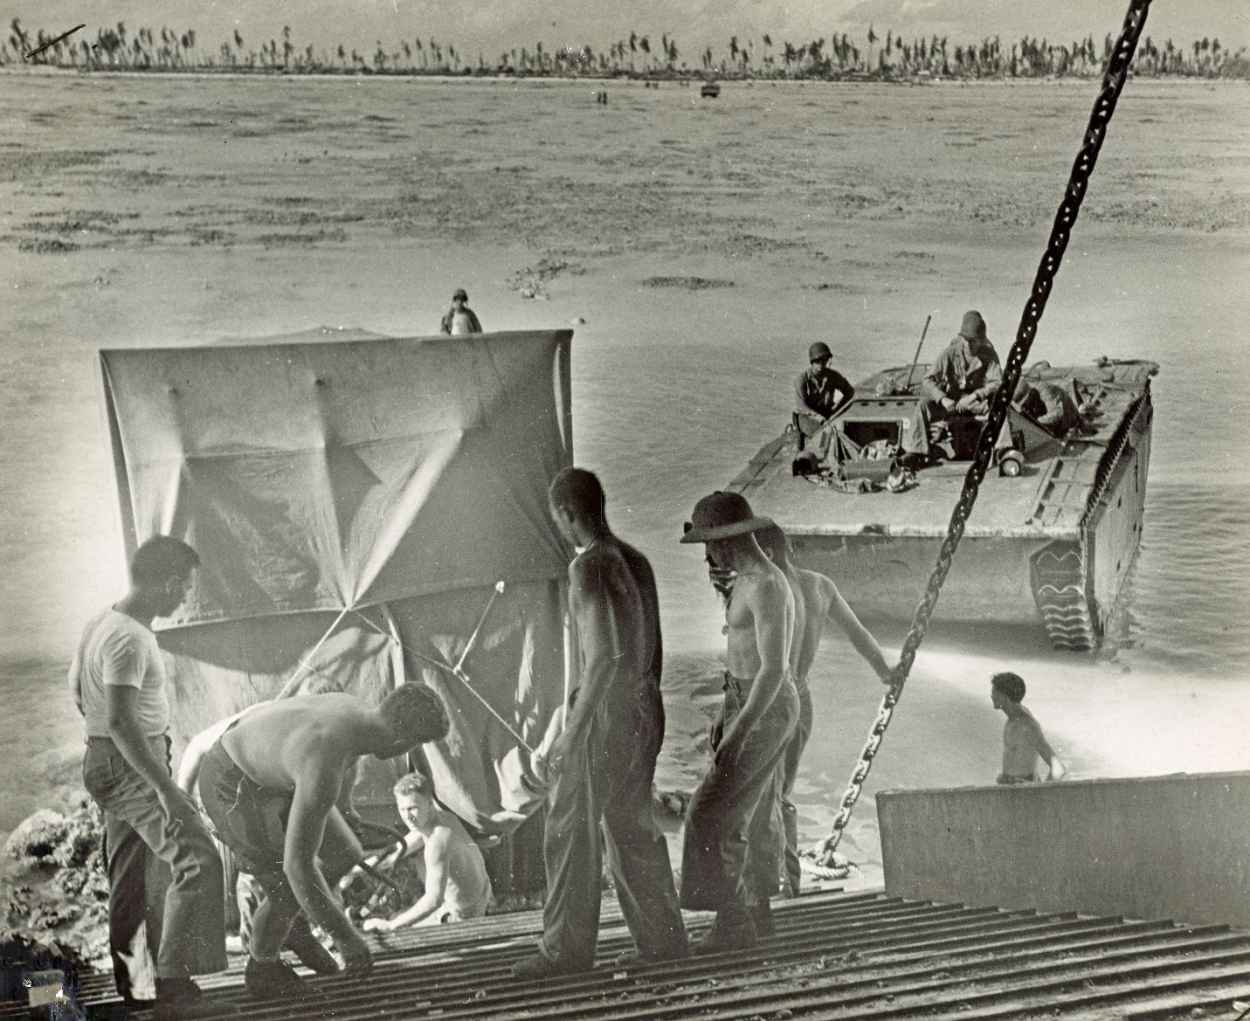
[991, 672, 1067, 784]
[679, 492, 799, 951]
[177, 704, 340, 976]
[361, 771, 491, 930]
[755, 525, 894, 897]
[512, 467, 687, 977]
[196, 686, 449, 1000]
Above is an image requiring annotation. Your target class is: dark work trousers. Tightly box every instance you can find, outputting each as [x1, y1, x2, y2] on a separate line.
[680, 673, 798, 913]
[778, 685, 815, 897]
[83, 735, 227, 997]
[537, 685, 687, 969]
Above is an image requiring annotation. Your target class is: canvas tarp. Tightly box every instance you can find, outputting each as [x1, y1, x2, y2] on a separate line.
[98, 329, 573, 834]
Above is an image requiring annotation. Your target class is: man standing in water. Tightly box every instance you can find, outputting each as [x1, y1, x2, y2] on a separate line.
[196, 686, 449, 1001]
[679, 492, 799, 951]
[69, 535, 226, 1018]
[755, 525, 894, 897]
[512, 467, 687, 977]
[991, 672, 1067, 784]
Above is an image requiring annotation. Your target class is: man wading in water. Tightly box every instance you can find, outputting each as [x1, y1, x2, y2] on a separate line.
[679, 492, 799, 950]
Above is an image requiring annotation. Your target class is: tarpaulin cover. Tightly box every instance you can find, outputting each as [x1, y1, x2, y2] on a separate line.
[98, 329, 573, 833]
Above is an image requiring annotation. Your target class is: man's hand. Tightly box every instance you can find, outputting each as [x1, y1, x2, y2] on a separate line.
[158, 785, 202, 828]
[878, 663, 899, 687]
[546, 730, 573, 776]
[361, 917, 393, 934]
[940, 397, 957, 413]
[955, 393, 981, 413]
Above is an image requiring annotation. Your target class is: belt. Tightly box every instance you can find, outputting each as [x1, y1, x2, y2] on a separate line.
[85, 732, 169, 744]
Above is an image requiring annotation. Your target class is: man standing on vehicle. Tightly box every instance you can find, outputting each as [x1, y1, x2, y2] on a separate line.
[70, 535, 226, 1018]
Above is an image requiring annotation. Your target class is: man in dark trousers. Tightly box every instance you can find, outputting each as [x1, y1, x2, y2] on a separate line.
[679, 493, 799, 951]
[197, 686, 449, 1001]
[795, 341, 856, 438]
[69, 536, 226, 1018]
[512, 467, 688, 977]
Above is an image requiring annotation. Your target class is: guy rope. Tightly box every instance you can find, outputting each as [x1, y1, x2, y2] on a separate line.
[807, 0, 1155, 872]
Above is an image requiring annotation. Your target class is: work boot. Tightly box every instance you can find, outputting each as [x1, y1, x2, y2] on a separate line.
[153, 977, 214, 1020]
[243, 957, 322, 1003]
[612, 940, 691, 968]
[510, 950, 586, 979]
[693, 909, 757, 955]
[283, 916, 340, 976]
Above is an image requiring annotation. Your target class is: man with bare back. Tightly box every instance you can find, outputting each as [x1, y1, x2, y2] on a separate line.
[512, 467, 687, 977]
[756, 524, 894, 897]
[196, 686, 449, 1001]
[679, 492, 799, 951]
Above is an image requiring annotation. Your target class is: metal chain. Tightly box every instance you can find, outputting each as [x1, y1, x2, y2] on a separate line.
[816, 0, 1153, 862]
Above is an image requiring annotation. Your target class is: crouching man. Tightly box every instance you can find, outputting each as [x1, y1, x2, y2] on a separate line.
[196, 686, 449, 1002]
[359, 771, 492, 932]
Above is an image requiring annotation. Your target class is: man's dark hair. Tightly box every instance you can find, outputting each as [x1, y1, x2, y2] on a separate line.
[548, 467, 605, 520]
[756, 523, 791, 572]
[381, 684, 450, 745]
[991, 671, 1027, 703]
[130, 536, 200, 587]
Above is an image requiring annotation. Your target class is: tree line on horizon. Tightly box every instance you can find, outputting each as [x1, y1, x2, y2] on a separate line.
[5, 18, 1248, 80]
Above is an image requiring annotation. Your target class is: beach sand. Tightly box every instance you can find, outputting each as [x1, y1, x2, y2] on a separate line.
[2, 72, 1249, 890]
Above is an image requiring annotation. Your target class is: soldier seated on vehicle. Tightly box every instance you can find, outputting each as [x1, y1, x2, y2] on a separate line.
[900, 311, 1010, 466]
[794, 342, 855, 439]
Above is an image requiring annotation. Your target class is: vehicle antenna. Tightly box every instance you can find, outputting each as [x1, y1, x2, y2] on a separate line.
[902, 310, 937, 392]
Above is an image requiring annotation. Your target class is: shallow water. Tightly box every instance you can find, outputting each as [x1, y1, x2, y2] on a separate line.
[1, 74, 1248, 871]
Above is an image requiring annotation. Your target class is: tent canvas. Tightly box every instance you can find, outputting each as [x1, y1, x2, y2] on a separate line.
[98, 328, 574, 834]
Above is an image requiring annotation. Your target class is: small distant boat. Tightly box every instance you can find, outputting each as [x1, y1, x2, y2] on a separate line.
[700, 81, 721, 98]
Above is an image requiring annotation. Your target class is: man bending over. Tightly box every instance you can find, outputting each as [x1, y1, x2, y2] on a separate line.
[197, 686, 449, 1001]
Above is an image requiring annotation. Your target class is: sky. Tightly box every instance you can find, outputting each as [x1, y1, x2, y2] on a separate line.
[8, 0, 1249, 65]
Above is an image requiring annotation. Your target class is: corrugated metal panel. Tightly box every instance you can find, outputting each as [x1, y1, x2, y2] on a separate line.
[12, 889, 1246, 1019]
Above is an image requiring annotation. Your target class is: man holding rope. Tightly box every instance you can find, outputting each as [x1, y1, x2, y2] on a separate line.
[512, 467, 688, 977]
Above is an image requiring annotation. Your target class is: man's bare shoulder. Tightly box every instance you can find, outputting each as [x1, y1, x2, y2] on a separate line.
[796, 566, 837, 606]
[569, 542, 631, 590]
[738, 565, 790, 607]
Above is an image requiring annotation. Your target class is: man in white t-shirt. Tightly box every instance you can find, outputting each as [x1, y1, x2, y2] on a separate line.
[69, 536, 226, 1018]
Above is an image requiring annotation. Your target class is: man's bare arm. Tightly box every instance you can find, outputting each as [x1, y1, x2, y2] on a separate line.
[283, 750, 368, 959]
[366, 828, 450, 931]
[822, 577, 893, 683]
[720, 574, 789, 754]
[560, 556, 626, 744]
[1023, 716, 1066, 779]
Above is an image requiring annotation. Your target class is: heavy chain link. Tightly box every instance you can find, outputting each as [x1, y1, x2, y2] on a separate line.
[816, 0, 1153, 861]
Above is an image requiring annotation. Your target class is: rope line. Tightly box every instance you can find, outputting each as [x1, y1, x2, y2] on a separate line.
[815, 0, 1154, 861]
